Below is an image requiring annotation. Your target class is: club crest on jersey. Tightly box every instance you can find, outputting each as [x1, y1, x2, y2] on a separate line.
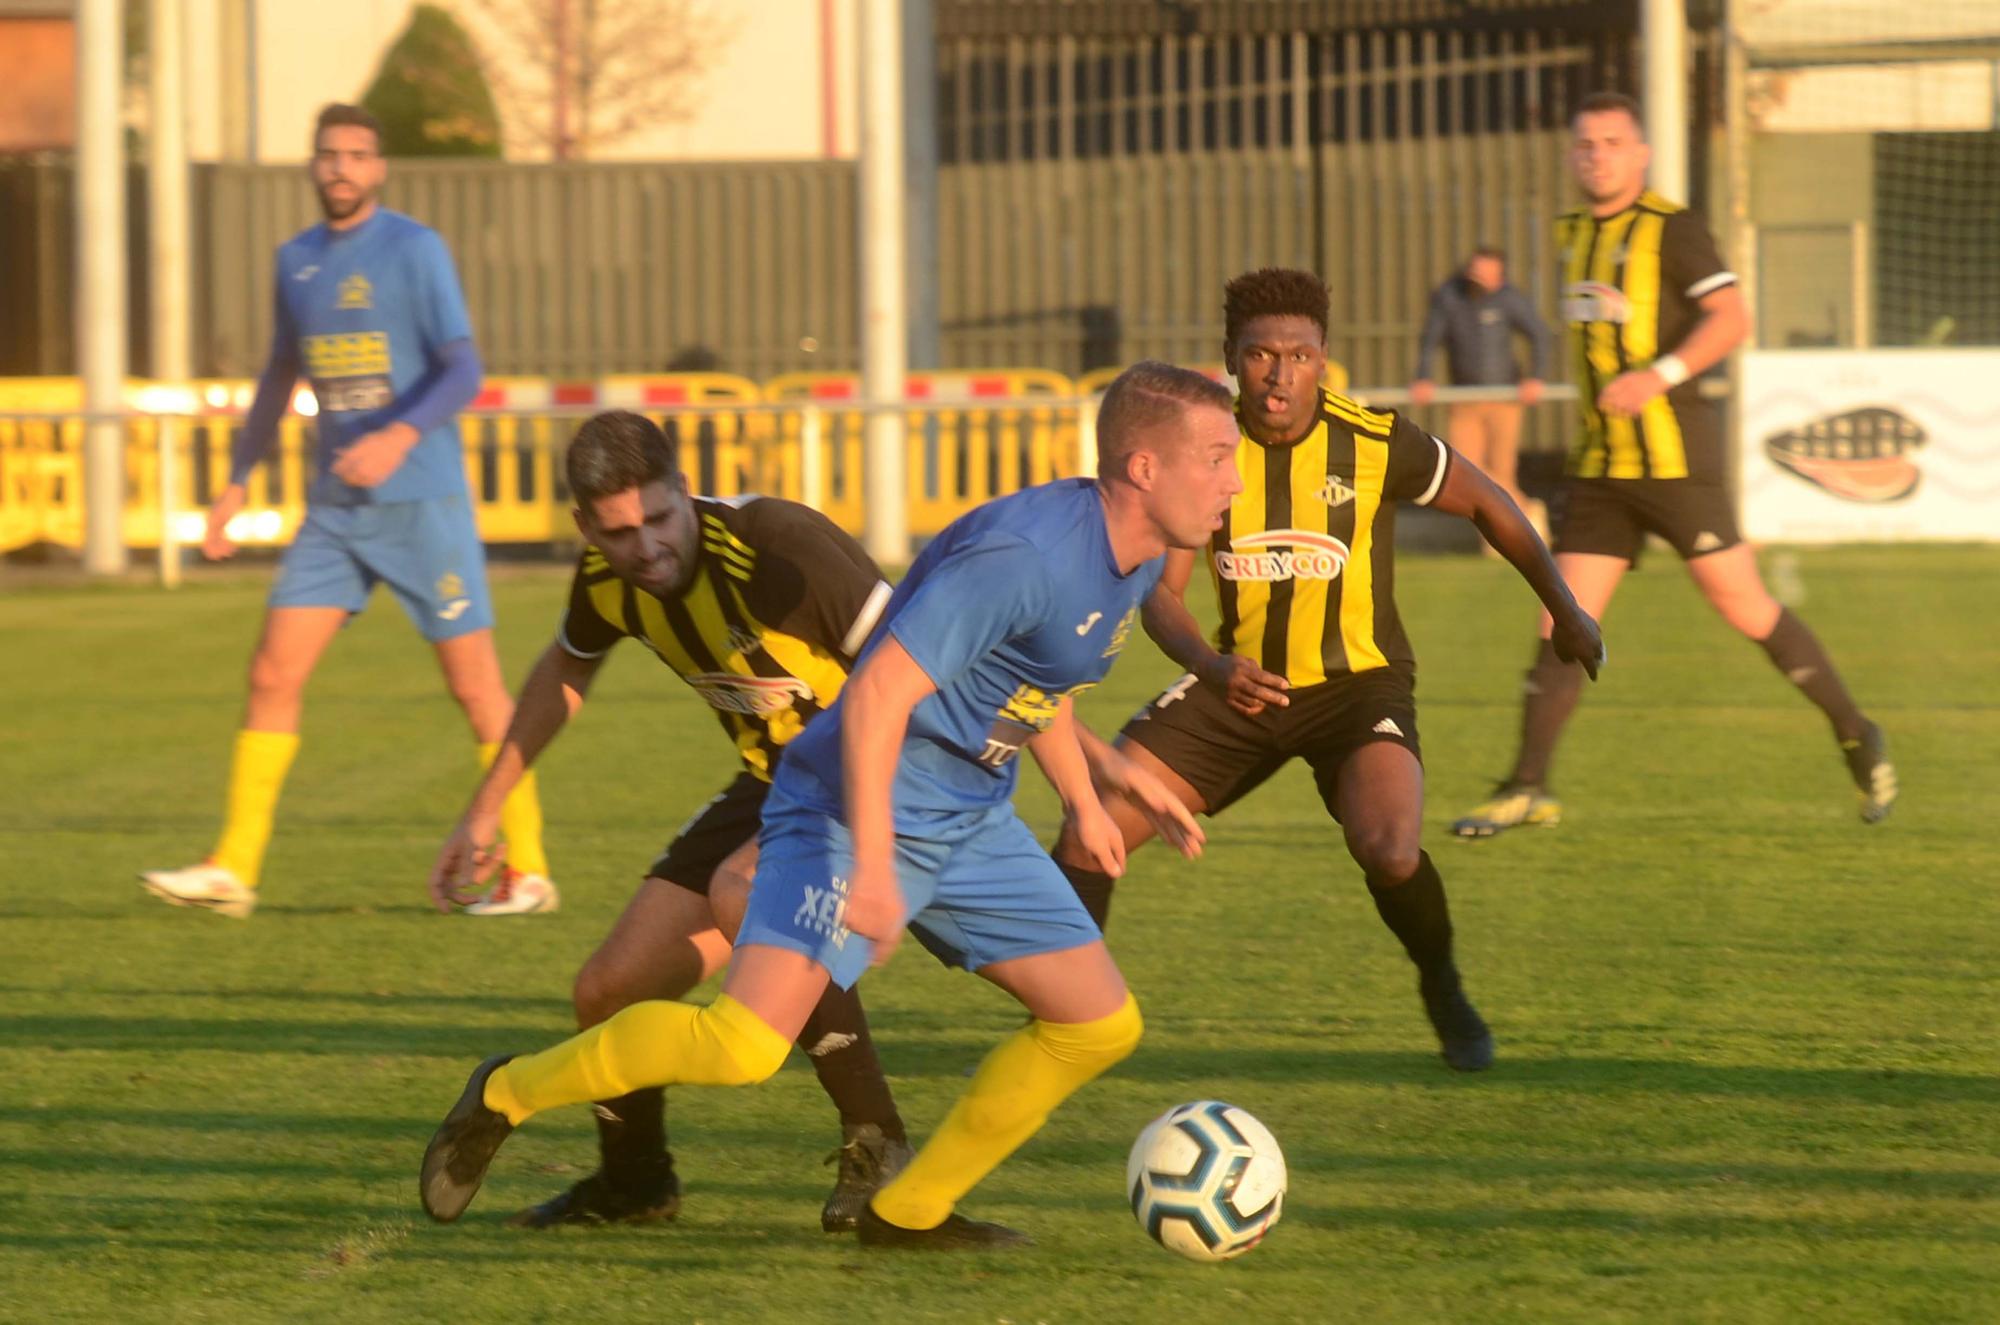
[684, 672, 812, 716]
[1213, 529, 1350, 583]
[1562, 280, 1629, 324]
[336, 273, 373, 310]
[1317, 475, 1357, 507]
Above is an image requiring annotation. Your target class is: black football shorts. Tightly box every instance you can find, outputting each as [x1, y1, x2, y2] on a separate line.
[1121, 664, 1421, 820]
[648, 772, 767, 895]
[1551, 477, 1742, 563]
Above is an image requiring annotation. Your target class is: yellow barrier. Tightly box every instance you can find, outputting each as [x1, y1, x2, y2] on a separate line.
[10, 363, 1385, 556]
[600, 373, 771, 514]
[0, 375, 772, 554]
[1074, 359, 1350, 397]
[763, 369, 1080, 537]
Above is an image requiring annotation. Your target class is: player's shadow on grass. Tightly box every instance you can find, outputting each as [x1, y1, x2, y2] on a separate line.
[0, 984, 573, 1015]
[1105, 1044, 2000, 1106]
[0, 1145, 402, 1183]
[0, 1012, 578, 1057]
[1273, 1199, 2000, 1247]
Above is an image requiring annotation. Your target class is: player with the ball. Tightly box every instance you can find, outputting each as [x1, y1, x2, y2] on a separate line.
[421, 362, 1239, 1249]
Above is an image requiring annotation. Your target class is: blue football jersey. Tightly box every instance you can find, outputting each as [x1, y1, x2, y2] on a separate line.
[778, 478, 1164, 829]
[271, 209, 474, 505]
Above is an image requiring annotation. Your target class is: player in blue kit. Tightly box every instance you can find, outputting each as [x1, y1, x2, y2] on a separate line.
[419, 362, 1238, 1247]
[140, 104, 552, 919]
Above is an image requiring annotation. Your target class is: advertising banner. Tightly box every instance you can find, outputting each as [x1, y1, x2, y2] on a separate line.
[1739, 350, 2000, 543]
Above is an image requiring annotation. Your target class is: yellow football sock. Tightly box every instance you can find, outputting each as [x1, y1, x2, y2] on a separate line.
[871, 993, 1144, 1231]
[208, 729, 301, 889]
[477, 741, 549, 877]
[482, 994, 791, 1126]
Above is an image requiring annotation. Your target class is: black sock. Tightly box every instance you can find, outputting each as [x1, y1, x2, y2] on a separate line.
[594, 1087, 672, 1195]
[798, 983, 905, 1142]
[1057, 858, 1117, 931]
[1366, 851, 1456, 985]
[1757, 608, 1867, 742]
[1511, 638, 1585, 788]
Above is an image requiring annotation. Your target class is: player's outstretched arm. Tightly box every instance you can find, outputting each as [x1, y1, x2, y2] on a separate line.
[1027, 699, 1127, 878]
[837, 635, 938, 962]
[1431, 454, 1605, 680]
[1069, 719, 1205, 861]
[1141, 550, 1289, 716]
[430, 642, 602, 911]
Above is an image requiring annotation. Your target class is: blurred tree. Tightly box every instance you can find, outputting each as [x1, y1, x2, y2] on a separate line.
[361, 5, 504, 157]
[461, 0, 734, 160]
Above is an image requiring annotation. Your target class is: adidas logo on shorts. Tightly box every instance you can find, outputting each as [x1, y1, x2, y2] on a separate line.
[1372, 717, 1405, 737]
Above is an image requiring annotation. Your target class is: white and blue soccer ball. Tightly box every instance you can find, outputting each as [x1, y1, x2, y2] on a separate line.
[1126, 1100, 1286, 1262]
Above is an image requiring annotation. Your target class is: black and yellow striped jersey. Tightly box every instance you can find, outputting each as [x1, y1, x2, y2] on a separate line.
[1556, 190, 1737, 480]
[559, 496, 891, 782]
[1206, 389, 1452, 686]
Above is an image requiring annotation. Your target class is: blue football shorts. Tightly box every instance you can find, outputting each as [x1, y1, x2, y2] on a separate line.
[736, 777, 1102, 991]
[269, 496, 494, 643]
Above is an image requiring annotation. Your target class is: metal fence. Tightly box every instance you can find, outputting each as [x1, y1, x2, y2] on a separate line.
[1, 368, 1595, 559]
[1, 0, 1682, 460]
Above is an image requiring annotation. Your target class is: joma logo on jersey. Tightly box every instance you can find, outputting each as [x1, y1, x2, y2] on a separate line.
[1213, 529, 1350, 582]
[336, 273, 373, 310]
[1562, 280, 1630, 325]
[684, 672, 812, 716]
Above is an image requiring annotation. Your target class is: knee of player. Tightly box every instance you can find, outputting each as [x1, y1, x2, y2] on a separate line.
[1715, 589, 1780, 637]
[572, 956, 648, 1027]
[704, 873, 752, 942]
[246, 650, 307, 700]
[698, 994, 794, 1086]
[1039, 993, 1145, 1066]
[1351, 835, 1421, 885]
[444, 668, 503, 711]
[1099, 994, 1145, 1062]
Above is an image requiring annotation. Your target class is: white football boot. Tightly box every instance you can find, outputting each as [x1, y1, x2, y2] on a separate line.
[138, 861, 257, 919]
[462, 869, 561, 917]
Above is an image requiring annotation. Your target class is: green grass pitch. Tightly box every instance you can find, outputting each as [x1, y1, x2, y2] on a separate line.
[1, 545, 1995, 1323]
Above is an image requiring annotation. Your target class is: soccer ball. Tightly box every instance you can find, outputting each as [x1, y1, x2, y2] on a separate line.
[1126, 1100, 1286, 1261]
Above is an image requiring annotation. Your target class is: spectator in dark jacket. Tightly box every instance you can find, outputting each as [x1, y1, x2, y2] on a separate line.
[1411, 248, 1553, 528]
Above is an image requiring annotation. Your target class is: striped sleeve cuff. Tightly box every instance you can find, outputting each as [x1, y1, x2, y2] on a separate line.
[1686, 271, 1738, 299]
[556, 621, 611, 660]
[1413, 433, 1451, 507]
[840, 580, 895, 658]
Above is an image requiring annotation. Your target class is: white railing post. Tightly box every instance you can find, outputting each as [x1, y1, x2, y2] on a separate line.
[1076, 393, 1100, 479]
[150, 0, 192, 587]
[79, 0, 129, 576]
[801, 404, 826, 511]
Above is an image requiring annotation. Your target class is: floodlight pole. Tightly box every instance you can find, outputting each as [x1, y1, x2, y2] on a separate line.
[150, 0, 192, 587]
[79, 0, 129, 576]
[1642, 0, 1690, 202]
[859, 0, 909, 566]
